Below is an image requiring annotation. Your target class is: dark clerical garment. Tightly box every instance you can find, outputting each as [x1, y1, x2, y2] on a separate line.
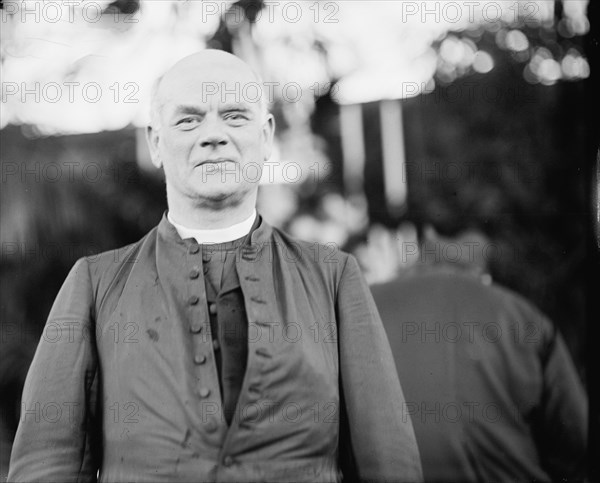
[200, 237, 249, 425]
[8, 213, 422, 483]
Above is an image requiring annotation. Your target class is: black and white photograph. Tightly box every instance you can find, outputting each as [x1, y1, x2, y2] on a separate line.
[0, 1, 597, 481]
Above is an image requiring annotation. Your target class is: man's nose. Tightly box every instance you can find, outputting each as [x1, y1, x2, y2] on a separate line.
[200, 134, 228, 148]
[198, 117, 228, 148]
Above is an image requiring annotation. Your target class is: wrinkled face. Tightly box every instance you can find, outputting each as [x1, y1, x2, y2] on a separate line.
[147, 55, 274, 206]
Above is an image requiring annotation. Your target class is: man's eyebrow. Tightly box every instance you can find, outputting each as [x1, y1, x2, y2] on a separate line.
[220, 104, 253, 113]
[172, 105, 205, 115]
[170, 104, 255, 115]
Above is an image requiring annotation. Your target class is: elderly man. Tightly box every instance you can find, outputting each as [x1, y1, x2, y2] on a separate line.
[8, 51, 422, 483]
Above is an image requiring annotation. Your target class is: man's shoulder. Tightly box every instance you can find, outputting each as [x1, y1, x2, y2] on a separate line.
[75, 226, 158, 280]
[389, 268, 556, 337]
[267, 224, 352, 269]
[485, 281, 554, 327]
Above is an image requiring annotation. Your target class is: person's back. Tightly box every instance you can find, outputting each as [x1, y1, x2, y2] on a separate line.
[372, 264, 587, 482]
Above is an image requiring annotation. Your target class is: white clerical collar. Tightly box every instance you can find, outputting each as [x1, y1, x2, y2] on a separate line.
[167, 210, 257, 244]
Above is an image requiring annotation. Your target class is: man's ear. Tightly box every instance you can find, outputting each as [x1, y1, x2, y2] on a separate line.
[262, 114, 275, 161]
[146, 125, 162, 169]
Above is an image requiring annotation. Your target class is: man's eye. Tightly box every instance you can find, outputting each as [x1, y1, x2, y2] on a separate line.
[176, 117, 198, 126]
[225, 113, 248, 122]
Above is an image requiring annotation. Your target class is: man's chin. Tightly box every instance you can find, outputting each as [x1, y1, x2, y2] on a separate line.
[192, 183, 253, 205]
[201, 191, 231, 202]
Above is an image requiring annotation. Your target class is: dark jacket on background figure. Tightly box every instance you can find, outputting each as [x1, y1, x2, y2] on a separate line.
[372, 264, 587, 482]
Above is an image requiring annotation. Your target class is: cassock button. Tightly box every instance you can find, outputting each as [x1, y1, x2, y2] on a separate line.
[189, 295, 199, 305]
[223, 456, 234, 467]
[205, 419, 218, 433]
[247, 385, 261, 399]
[194, 354, 206, 365]
[244, 404, 260, 420]
[189, 268, 200, 279]
[209, 303, 217, 315]
[190, 325, 202, 334]
[241, 246, 258, 260]
[188, 244, 200, 255]
[199, 387, 211, 398]
[202, 253, 212, 262]
[212, 339, 220, 351]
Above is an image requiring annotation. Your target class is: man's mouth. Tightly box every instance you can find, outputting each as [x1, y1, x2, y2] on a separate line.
[195, 158, 235, 167]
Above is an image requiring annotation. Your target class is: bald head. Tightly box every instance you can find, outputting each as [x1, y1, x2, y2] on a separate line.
[150, 50, 268, 127]
[145, 48, 275, 212]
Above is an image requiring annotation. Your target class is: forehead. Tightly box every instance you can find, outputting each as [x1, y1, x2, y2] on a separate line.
[159, 61, 262, 111]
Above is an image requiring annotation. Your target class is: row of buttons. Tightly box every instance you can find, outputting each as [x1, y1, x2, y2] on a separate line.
[187, 246, 214, 409]
[178, 242, 230, 461]
[186, 241, 261, 471]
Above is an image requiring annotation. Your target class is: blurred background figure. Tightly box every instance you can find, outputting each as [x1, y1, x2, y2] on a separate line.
[370, 222, 588, 482]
